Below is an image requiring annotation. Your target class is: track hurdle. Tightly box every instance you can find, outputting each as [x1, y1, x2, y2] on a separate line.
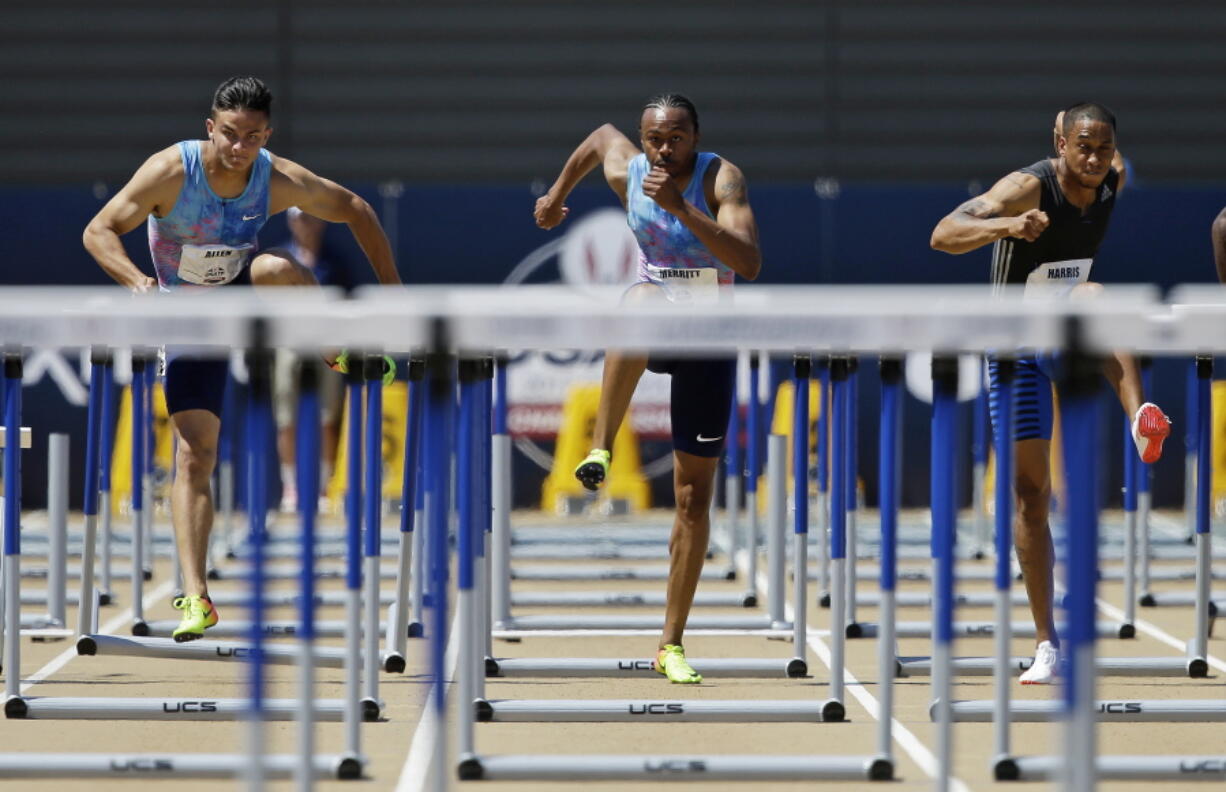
[490, 350, 787, 635]
[460, 347, 884, 782]
[385, 355, 424, 673]
[129, 350, 149, 635]
[815, 355, 831, 601]
[361, 354, 385, 717]
[955, 343, 1225, 781]
[2, 353, 24, 681]
[970, 379, 990, 559]
[78, 355, 367, 665]
[12, 344, 346, 725]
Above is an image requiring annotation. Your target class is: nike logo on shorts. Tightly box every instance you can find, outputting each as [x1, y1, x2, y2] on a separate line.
[696, 434, 723, 443]
[242, 213, 262, 221]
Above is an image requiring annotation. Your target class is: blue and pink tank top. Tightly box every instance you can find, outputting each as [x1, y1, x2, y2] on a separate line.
[626, 152, 733, 302]
[147, 140, 272, 291]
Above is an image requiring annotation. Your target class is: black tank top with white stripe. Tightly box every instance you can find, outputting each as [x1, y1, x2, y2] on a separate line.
[989, 158, 1118, 294]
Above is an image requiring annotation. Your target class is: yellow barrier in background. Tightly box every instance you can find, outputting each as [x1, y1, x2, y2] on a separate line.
[109, 384, 172, 515]
[326, 382, 409, 513]
[542, 383, 649, 513]
[1213, 382, 1226, 508]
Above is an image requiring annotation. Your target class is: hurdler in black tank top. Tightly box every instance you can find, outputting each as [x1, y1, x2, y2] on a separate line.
[989, 158, 1119, 292]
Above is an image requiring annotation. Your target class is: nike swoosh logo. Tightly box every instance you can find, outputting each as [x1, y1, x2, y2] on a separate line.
[242, 213, 261, 221]
[696, 434, 723, 443]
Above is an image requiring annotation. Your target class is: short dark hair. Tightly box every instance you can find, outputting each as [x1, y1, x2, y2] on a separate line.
[642, 93, 699, 131]
[212, 76, 273, 118]
[1061, 101, 1116, 135]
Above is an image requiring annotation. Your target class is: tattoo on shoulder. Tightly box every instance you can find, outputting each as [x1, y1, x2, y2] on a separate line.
[718, 176, 748, 205]
[956, 198, 998, 220]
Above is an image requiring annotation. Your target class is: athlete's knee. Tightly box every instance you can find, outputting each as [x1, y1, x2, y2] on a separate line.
[1014, 476, 1050, 521]
[250, 253, 313, 286]
[175, 436, 217, 485]
[621, 282, 666, 306]
[674, 480, 713, 524]
[1070, 282, 1103, 300]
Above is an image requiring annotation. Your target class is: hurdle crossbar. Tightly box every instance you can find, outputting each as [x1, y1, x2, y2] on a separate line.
[945, 698, 1226, 722]
[6, 696, 347, 721]
[462, 754, 891, 782]
[475, 698, 844, 723]
[77, 634, 346, 668]
[0, 753, 358, 779]
[486, 657, 806, 678]
[898, 654, 1202, 677]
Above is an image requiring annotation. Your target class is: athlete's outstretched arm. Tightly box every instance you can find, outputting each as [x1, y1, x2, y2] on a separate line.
[930, 172, 1045, 255]
[83, 148, 181, 293]
[534, 124, 639, 229]
[271, 159, 401, 285]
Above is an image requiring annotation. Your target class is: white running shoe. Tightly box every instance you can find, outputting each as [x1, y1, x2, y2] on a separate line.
[1019, 640, 1060, 685]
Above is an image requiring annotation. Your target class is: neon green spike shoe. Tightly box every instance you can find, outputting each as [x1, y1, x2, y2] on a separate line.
[654, 644, 702, 684]
[330, 351, 397, 386]
[171, 595, 219, 643]
[573, 449, 611, 492]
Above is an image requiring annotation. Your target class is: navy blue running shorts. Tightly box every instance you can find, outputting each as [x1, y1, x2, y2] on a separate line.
[988, 353, 1058, 442]
[646, 356, 736, 458]
[162, 265, 250, 417]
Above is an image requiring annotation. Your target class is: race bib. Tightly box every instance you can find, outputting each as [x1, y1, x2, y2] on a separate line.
[1024, 258, 1092, 300]
[178, 243, 252, 286]
[646, 265, 721, 306]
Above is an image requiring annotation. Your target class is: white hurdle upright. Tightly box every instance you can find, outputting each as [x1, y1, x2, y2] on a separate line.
[384, 354, 425, 673]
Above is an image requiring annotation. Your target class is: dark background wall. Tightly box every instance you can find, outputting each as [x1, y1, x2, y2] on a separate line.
[4, 1, 1226, 184]
[2, 1, 1224, 512]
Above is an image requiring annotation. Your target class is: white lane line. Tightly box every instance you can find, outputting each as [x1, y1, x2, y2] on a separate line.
[395, 608, 461, 792]
[755, 565, 974, 792]
[20, 577, 177, 693]
[1093, 597, 1226, 674]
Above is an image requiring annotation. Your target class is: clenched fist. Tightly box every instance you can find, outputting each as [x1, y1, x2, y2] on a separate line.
[642, 165, 685, 214]
[534, 193, 570, 229]
[1007, 209, 1049, 242]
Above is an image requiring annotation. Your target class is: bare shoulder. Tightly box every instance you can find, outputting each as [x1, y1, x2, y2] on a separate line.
[143, 144, 186, 179]
[268, 154, 323, 213]
[950, 170, 1039, 219]
[707, 157, 749, 209]
[269, 152, 311, 184]
[122, 145, 187, 217]
[998, 170, 1040, 194]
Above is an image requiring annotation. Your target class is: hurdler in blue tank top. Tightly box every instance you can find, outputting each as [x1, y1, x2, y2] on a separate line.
[147, 140, 272, 291]
[626, 152, 734, 290]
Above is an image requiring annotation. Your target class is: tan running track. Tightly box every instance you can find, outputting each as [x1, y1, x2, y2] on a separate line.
[2, 508, 1222, 791]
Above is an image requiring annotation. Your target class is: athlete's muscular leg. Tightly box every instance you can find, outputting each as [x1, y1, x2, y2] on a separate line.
[1014, 437, 1058, 648]
[661, 449, 719, 648]
[249, 252, 345, 368]
[591, 353, 647, 449]
[590, 283, 663, 450]
[1101, 351, 1144, 417]
[171, 409, 220, 598]
[1070, 283, 1144, 416]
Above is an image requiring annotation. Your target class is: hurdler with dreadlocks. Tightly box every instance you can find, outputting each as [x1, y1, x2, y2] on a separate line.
[533, 93, 762, 683]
